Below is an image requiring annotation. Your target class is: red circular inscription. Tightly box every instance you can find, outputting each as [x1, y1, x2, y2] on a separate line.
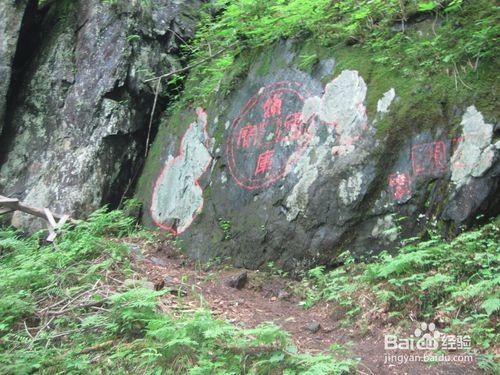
[226, 81, 315, 190]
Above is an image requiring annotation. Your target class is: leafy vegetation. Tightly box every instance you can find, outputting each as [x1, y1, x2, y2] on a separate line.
[0, 205, 496, 373]
[0, 207, 355, 374]
[218, 218, 232, 240]
[172, 0, 498, 106]
[296, 220, 499, 372]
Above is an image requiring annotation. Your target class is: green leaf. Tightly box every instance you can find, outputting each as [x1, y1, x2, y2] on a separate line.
[418, 1, 438, 12]
[421, 274, 451, 290]
[481, 298, 500, 316]
[444, 0, 463, 13]
[351, 7, 370, 20]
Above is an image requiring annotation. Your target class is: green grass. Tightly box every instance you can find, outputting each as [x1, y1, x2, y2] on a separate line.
[0, 207, 497, 373]
[0, 206, 356, 374]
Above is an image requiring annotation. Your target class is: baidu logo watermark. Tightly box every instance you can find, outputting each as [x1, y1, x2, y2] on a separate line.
[384, 322, 474, 365]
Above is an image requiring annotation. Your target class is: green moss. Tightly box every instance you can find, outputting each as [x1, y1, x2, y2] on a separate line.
[137, 2, 497, 224]
[297, 53, 319, 73]
[494, 216, 500, 228]
[336, 48, 408, 109]
[175, 0, 499, 108]
[54, 0, 77, 27]
[292, 40, 327, 69]
[212, 122, 225, 146]
[256, 47, 273, 76]
[424, 181, 436, 209]
[218, 52, 253, 97]
[203, 184, 212, 200]
[331, 43, 497, 145]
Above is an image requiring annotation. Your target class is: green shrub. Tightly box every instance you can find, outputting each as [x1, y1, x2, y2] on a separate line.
[171, 0, 498, 105]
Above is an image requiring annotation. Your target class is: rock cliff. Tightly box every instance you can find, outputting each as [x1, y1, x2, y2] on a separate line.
[137, 40, 499, 270]
[0, 0, 28, 135]
[0, 0, 200, 227]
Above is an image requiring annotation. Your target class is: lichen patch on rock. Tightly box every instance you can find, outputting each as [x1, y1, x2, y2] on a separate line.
[451, 106, 495, 188]
[151, 108, 212, 234]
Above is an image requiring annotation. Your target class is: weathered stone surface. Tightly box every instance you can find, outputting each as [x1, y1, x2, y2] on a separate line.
[138, 40, 498, 272]
[306, 321, 321, 334]
[443, 107, 499, 225]
[0, 0, 28, 134]
[0, 0, 201, 229]
[2, 1, 495, 272]
[377, 88, 395, 114]
[451, 106, 494, 188]
[125, 243, 144, 259]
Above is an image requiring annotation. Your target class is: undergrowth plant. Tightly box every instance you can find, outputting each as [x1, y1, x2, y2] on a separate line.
[168, 0, 498, 106]
[297, 221, 499, 371]
[0, 207, 356, 374]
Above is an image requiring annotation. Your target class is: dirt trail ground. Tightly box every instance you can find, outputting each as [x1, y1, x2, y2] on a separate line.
[130, 240, 485, 375]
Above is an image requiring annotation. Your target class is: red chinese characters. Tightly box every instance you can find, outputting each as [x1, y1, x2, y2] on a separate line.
[389, 172, 412, 201]
[263, 93, 283, 118]
[411, 140, 447, 176]
[237, 124, 258, 149]
[227, 81, 315, 190]
[234, 112, 306, 151]
[282, 112, 305, 142]
[254, 150, 274, 176]
[388, 139, 460, 201]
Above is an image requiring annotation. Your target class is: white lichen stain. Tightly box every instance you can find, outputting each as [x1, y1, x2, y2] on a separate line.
[284, 70, 370, 221]
[451, 106, 494, 188]
[338, 171, 363, 206]
[371, 214, 399, 242]
[151, 108, 212, 233]
[315, 70, 368, 150]
[376, 88, 395, 113]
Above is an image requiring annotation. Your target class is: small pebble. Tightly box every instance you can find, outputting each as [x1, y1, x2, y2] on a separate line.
[306, 321, 321, 334]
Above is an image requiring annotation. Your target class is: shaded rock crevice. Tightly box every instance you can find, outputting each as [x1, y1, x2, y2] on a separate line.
[0, 0, 44, 163]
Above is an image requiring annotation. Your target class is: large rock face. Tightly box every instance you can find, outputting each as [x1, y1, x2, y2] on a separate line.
[0, 0, 201, 227]
[138, 41, 499, 271]
[1, 1, 497, 268]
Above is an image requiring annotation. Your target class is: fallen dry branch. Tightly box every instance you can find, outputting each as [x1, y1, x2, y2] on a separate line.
[0, 194, 71, 222]
[46, 298, 110, 316]
[39, 283, 102, 314]
[0, 193, 78, 241]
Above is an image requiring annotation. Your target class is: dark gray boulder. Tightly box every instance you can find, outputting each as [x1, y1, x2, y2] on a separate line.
[137, 41, 498, 272]
[225, 272, 248, 290]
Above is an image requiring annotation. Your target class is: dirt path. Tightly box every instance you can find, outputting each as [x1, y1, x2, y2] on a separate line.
[130, 241, 485, 375]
